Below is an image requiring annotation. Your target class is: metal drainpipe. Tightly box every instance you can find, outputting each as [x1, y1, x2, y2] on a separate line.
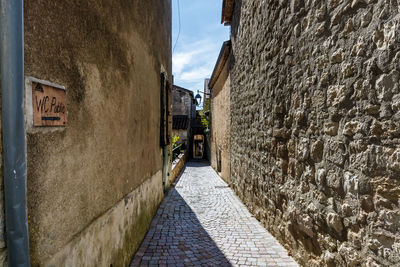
[0, 0, 31, 266]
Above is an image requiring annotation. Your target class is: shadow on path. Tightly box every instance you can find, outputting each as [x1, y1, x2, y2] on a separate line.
[130, 166, 230, 266]
[131, 161, 298, 267]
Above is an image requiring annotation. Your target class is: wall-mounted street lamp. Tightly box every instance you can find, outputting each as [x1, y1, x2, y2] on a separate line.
[195, 90, 211, 106]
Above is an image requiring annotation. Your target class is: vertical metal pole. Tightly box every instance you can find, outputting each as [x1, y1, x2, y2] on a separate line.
[0, 0, 31, 266]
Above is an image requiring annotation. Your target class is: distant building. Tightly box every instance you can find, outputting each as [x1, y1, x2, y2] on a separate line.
[172, 85, 196, 152]
[203, 78, 211, 112]
[204, 78, 211, 100]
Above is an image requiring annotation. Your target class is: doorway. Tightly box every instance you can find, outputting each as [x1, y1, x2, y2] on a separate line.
[193, 134, 204, 159]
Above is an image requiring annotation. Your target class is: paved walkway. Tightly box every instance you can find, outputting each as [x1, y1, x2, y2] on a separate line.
[130, 161, 298, 267]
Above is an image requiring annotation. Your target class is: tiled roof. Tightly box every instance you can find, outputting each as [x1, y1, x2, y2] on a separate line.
[173, 115, 189, 130]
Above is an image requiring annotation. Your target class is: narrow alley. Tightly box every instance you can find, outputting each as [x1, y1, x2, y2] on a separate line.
[0, 0, 399, 266]
[130, 162, 298, 267]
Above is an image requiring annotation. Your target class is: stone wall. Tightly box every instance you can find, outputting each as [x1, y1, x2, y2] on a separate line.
[172, 86, 196, 118]
[172, 86, 195, 155]
[171, 152, 186, 184]
[229, 0, 400, 266]
[210, 59, 231, 183]
[23, 0, 171, 265]
[172, 129, 189, 147]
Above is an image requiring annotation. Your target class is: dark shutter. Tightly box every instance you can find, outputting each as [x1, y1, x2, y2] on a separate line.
[165, 81, 170, 145]
[160, 73, 170, 147]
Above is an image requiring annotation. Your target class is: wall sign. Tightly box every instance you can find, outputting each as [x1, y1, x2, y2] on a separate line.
[32, 81, 67, 126]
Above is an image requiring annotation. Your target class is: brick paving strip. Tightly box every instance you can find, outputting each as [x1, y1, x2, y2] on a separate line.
[130, 161, 298, 267]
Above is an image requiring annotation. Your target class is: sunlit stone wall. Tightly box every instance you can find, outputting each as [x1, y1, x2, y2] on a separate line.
[229, 0, 400, 265]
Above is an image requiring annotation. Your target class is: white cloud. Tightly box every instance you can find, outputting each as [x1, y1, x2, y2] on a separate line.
[180, 66, 212, 81]
[172, 38, 221, 91]
[173, 39, 218, 73]
[170, 0, 230, 94]
[173, 50, 197, 75]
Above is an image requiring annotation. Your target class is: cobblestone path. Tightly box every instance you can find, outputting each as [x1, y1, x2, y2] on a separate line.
[130, 161, 298, 267]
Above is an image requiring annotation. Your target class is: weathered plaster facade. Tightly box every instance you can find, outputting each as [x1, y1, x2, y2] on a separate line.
[210, 42, 231, 183]
[0, 91, 5, 266]
[229, 0, 400, 266]
[22, 0, 171, 266]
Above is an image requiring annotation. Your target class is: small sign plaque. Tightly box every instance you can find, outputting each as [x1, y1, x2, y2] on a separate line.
[32, 82, 67, 126]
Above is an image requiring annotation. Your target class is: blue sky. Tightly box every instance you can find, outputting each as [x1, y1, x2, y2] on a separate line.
[172, 0, 230, 94]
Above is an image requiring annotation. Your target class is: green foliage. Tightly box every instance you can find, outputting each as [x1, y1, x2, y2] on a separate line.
[172, 135, 180, 149]
[198, 110, 210, 130]
[203, 99, 211, 113]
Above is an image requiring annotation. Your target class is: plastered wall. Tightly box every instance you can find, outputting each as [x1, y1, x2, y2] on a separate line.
[23, 0, 171, 265]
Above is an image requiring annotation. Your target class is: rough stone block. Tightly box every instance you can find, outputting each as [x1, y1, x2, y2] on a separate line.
[229, 1, 400, 265]
[326, 212, 344, 235]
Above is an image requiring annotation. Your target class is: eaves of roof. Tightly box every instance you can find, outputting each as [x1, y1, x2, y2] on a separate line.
[221, 0, 235, 25]
[173, 85, 194, 98]
[209, 40, 231, 90]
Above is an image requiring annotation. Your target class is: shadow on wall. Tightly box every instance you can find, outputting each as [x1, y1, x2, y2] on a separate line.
[130, 165, 230, 266]
[230, 0, 242, 45]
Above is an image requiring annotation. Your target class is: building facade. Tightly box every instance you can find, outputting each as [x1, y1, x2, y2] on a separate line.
[209, 41, 231, 183]
[0, 1, 172, 266]
[225, 0, 400, 266]
[172, 85, 196, 152]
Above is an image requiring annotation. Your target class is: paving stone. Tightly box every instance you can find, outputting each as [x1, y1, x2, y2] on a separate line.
[130, 162, 298, 266]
